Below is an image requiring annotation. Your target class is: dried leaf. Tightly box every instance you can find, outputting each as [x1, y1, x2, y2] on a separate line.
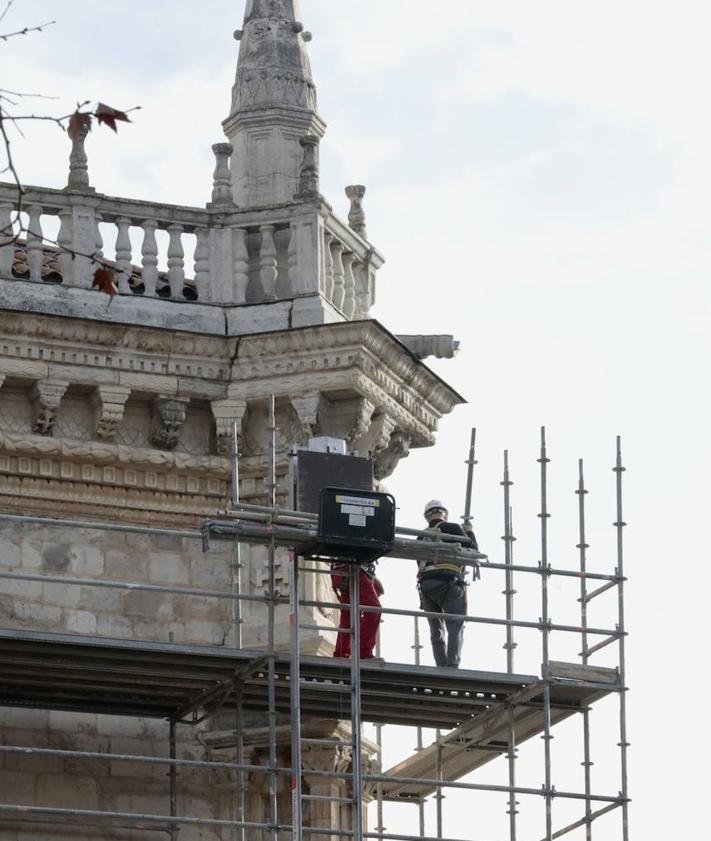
[95, 102, 131, 133]
[67, 110, 91, 141]
[92, 267, 118, 297]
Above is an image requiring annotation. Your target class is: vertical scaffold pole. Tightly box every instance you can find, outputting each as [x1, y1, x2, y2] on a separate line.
[267, 395, 278, 841]
[169, 719, 178, 841]
[230, 419, 245, 841]
[375, 633, 385, 837]
[412, 615, 426, 837]
[576, 459, 593, 841]
[435, 730, 443, 840]
[538, 427, 553, 841]
[501, 450, 518, 841]
[350, 563, 364, 841]
[462, 428, 477, 531]
[290, 549, 303, 841]
[613, 437, 630, 841]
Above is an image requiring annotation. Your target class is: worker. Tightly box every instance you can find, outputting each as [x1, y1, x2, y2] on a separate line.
[331, 560, 384, 659]
[418, 499, 478, 668]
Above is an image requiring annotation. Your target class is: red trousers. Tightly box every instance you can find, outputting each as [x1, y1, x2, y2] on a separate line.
[331, 566, 381, 659]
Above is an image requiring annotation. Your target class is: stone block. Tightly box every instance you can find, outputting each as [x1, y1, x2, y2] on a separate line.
[63, 609, 97, 634]
[0, 769, 37, 804]
[3, 576, 42, 599]
[42, 581, 82, 608]
[71, 546, 104, 577]
[13, 601, 60, 626]
[124, 590, 164, 619]
[19, 542, 42, 569]
[96, 615, 132, 639]
[119, 372, 178, 394]
[189, 558, 232, 591]
[148, 554, 189, 586]
[0, 537, 20, 569]
[79, 586, 123, 612]
[104, 549, 148, 582]
[36, 773, 99, 810]
[48, 710, 98, 734]
[184, 620, 227, 645]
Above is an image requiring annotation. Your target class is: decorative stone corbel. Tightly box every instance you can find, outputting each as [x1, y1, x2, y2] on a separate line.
[211, 399, 249, 456]
[91, 386, 130, 441]
[370, 413, 397, 455]
[151, 397, 189, 450]
[345, 184, 367, 238]
[374, 430, 411, 480]
[346, 398, 375, 448]
[30, 380, 69, 436]
[290, 392, 321, 440]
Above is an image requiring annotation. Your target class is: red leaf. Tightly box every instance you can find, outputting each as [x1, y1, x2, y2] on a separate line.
[67, 111, 92, 141]
[95, 102, 131, 133]
[92, 267, 118, 297]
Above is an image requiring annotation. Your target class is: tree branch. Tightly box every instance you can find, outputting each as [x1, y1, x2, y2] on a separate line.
[0, 19, 55, 41]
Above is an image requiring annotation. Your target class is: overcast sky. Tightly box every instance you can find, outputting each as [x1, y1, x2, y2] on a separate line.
[2, 1, 708, 837]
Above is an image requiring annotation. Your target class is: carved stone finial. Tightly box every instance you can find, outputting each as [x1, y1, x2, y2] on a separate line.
[66, 119, 93, 192]
[296, 134, 320, 198]
[151, 397, 189, 450]
[345, 185, 367, 238]
[31, 380, 69, 436]
[210, 143, 235, 206]
[91, 386, 130, 441]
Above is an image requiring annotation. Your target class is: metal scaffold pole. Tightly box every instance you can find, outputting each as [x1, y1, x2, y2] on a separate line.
[350, 563, 364, 841]
[613, 437, 630, 841]
[290, 548, 303, 841]
[576, 459, 593, 840]
[538, 427, 553, 841]
[168, 719, 178, 841]
[412, 615, 426, 838]
[501, 450, 518, 841]
[267, 395, 279, 841]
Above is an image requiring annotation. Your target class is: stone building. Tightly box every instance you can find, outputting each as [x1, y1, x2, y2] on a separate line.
[0, 1, 463, 838]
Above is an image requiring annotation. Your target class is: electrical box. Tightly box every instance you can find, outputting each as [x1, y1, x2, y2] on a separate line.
[315, 487, 396, 563]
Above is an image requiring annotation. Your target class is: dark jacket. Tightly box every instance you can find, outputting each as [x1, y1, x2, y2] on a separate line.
[418, 518, 478, 579]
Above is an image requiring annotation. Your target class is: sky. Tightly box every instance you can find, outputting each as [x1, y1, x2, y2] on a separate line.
[2, 0, 709, 838]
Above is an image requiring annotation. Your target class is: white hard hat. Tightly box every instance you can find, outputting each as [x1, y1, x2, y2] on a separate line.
[424, 499, 447, 518]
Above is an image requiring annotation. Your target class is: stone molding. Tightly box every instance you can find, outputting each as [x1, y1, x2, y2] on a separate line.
[211, 398, 249, 456]
[290, 392, 321, 439]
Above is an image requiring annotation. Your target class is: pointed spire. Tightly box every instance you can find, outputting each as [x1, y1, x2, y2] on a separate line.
[223, 0, 326, 207]
[230, 0, 317, 115]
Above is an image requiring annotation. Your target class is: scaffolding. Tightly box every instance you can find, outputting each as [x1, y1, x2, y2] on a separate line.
[0, 416, 630, 841]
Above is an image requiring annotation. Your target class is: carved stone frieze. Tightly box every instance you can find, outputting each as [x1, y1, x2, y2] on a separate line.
[151, 398, 189, 450]
[91, 386, 131, 441]
[0, 428, 231, 475]
[30, 380, 68, 435]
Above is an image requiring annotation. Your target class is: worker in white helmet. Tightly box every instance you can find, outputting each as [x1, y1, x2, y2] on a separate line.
[418, 499, 478, 668]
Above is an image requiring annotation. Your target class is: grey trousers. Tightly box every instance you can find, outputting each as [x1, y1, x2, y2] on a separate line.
[418, 576, 466, 668]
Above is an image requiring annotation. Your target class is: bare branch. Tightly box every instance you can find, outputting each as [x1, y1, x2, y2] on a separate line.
[0, 88, 58, 100]
[0, 19, 55, 41]
[0, 1, 14, 26]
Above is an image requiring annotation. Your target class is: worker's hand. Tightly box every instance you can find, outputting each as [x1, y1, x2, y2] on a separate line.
[374, 576, 385, 596]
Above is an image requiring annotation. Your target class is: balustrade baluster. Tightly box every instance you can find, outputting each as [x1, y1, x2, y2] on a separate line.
[0, 202, 13, 277]
[259, 224, 277, 301]
[167, 223, 186, 298]
[323, 231, 335, 301]
[342, 252, 357, 319]
[94, 213, 104, 267]
[194, 228, 210, 301]
[354, 261, 370, 319]
[57, 209, 74, 285]
[27, 205, 44, 282]
[331, 240, 345, 311]
[288, 222, 298, 296]
[115, 217, 132, 294]
[233, 227, 249, 302]
[141, 220, 159, 296]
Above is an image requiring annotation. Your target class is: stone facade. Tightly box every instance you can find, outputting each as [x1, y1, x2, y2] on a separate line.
[0, 2, 464, 838]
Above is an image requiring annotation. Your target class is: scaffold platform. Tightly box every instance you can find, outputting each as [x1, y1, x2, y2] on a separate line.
[0, 629, 615, 733]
